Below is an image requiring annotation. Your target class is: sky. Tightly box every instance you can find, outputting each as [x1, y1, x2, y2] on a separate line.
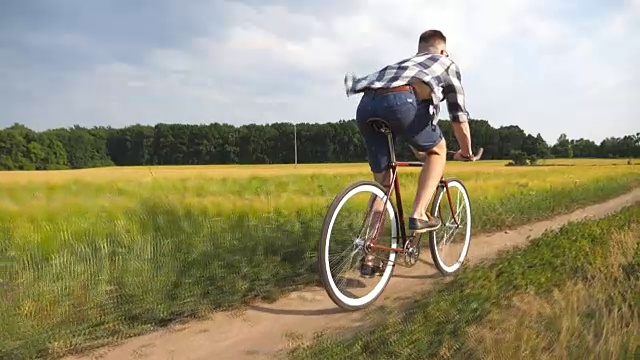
[1, 0, 638, 145]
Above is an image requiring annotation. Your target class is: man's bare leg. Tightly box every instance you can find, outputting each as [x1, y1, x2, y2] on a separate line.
[368, 170, 391, 235]
[372, 170, 392, 192]
[409, 138, 446, 231]
[360, 170, 392, 277]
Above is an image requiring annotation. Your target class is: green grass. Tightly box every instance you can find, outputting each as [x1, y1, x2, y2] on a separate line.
[0, 163, 638, 359]
[288, 204, 640, 359]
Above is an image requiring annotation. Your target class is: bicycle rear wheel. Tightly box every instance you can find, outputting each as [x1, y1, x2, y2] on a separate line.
[428, 178, 472, 274]
[318, 180, 399, 311]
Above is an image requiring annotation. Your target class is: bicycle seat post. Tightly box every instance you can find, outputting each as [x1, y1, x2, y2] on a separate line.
[386, 131, 396, 168]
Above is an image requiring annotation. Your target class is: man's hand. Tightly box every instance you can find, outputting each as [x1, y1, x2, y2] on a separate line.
[452, 149, 475, 161]
[449, 148, 483, 161]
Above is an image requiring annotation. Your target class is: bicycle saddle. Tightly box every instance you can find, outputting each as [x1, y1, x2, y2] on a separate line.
[366, 117, 392, 134]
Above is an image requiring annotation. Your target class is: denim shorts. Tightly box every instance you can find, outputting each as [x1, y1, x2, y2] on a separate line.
[356, 90, 443, 173]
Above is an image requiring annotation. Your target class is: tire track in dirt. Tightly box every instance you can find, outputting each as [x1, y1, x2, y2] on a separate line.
[64, 188, 640, 360]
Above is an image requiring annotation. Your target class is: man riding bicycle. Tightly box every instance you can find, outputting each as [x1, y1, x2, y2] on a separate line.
[344, 29, 475, 235]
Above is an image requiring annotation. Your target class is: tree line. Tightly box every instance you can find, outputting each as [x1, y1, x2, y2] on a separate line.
[0, 119, 638, 170]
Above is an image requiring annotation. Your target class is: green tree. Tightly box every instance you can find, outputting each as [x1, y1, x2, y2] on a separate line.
[551, 133, 573, 158]
[0, 120, 638, 171]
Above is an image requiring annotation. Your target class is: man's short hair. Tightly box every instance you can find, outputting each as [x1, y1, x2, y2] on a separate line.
[419, 30, 446, 46]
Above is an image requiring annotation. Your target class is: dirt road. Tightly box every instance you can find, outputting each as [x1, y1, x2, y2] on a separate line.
[64, 188, 640, 360]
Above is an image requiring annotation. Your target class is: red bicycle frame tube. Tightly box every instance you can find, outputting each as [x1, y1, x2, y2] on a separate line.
[368, 160, 460, 253]
[442, 179, 460, 227]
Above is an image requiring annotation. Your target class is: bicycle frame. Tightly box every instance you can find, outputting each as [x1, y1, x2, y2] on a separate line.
[366, 133, 461, 255]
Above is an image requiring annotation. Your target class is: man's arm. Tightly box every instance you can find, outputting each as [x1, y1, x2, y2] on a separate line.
[452, 122, 473, 158]
[443, 62, 473, 157]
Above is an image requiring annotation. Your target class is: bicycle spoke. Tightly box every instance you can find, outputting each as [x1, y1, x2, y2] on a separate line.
[440, 191, 465, 248]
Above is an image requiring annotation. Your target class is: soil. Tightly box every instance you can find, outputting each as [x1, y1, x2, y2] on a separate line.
[63, 188, 640, 360]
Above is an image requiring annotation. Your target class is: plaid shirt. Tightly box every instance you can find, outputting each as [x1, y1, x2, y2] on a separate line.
[344, 53, 469, 122]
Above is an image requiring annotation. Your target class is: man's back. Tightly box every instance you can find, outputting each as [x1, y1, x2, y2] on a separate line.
[345, 52, 469, 123]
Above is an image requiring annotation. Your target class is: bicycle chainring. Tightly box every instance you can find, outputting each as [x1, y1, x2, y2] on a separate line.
[403, 234, 422, 267]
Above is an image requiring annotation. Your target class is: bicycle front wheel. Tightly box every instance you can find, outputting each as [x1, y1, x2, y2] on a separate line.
[429, 177, 472, 274]
[318, 180, 399, 311]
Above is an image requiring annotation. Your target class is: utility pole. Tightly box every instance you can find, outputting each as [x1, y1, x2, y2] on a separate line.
[293, 122, 298, 168]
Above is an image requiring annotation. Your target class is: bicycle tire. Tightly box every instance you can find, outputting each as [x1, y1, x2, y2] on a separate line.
[317, 180, 400, 311]
[428, 177, 472, 275]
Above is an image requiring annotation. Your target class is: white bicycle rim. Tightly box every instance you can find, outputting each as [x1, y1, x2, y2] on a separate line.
[432, 180, 471, 273]
[323, 184, 398, 307]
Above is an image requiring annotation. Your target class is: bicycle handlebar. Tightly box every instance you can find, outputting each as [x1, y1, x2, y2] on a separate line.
[446, 147, 484, 162]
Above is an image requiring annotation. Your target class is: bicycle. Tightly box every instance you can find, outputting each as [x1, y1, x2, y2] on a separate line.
[317, 117, 483, 311]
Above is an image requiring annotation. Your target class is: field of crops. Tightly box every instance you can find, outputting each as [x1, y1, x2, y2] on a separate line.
[1, 159, 639, 359]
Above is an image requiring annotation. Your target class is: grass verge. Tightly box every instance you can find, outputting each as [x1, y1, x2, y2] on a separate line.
[288, 203, 640, 359]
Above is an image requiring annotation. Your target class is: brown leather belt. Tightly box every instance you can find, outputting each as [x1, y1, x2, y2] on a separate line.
[364, 85, 413, 96]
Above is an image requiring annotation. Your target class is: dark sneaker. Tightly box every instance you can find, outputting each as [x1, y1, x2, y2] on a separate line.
[360, 263, 378, 278]
[408, 215, 441, 233]
[360, 255, 380, 278]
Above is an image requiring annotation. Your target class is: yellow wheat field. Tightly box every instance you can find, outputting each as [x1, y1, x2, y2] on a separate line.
[1, 158, 638, 360]
[1, 159, 638, 218]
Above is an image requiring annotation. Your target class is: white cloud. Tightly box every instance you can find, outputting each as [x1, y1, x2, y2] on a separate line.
[2, 0, 638, 144]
